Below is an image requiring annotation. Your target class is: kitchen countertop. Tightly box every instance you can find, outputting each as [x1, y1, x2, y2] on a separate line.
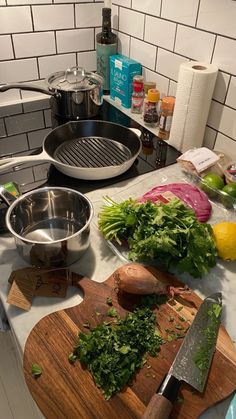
[0, 162, 235, 418]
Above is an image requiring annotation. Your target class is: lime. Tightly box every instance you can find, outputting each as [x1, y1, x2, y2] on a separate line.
[221, 183, 236, 209]
[201, 173, 224, 197]
[222, 183, 236, 197]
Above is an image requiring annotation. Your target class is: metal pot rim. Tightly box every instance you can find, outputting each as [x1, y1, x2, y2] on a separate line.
[5, 186, 94, 245]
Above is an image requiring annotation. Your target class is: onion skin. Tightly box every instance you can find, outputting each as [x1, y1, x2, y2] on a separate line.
[113, 263, 190, 298]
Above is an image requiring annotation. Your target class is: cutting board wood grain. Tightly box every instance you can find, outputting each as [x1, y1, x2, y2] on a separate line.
[23, 266, 236, 419]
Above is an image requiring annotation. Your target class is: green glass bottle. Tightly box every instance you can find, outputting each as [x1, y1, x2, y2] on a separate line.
[96, 7, 118, 95]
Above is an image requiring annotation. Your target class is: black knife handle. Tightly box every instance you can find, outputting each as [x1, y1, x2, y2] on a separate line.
[141, 375, 182, 419]
[158, 374, 182, 402]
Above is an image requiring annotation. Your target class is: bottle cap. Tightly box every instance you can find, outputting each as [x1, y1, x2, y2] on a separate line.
[147, 89, 160, 102]
[161, 96, 175, 111]
[144, 81, 156, 95]
[102, 7, 111, 17]
[133, 75, 144, 83]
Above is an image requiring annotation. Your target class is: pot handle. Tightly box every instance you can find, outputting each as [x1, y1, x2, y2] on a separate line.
[0, 83, 56, 96]
[0, 185, 17, 206]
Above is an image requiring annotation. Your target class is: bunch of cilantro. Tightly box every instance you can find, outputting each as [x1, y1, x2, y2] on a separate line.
[70, 307, 162, 400]
[98, 197, 217, 278]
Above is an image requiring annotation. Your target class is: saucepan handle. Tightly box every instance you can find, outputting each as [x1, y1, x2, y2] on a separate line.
[0, 83, 56, 97]
[0, 150, 52, 172]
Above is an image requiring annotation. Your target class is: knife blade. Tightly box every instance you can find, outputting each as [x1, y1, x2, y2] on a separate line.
[142, 292, 222, 419]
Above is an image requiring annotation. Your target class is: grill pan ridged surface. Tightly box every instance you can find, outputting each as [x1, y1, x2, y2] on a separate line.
[54, 136, 132, 168]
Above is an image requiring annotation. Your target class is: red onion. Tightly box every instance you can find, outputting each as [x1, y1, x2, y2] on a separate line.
[139, 183, 212, 222]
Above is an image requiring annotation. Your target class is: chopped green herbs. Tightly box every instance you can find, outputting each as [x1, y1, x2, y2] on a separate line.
[70, 307, 163, 400]
[98, 197, 217, 278]
[193, 303, 222, 382]
[106, 296, 113, 306]
[107, 307, 118, 317]
[31, 363, 42, 378]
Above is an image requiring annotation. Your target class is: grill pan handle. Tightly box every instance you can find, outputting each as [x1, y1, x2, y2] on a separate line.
[0, 150, 52, 172]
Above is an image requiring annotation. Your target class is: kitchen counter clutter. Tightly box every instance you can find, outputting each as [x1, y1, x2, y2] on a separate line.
[0, 163, 236, 418]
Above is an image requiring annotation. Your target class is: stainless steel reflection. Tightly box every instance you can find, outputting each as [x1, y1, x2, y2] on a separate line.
[4, 187, 93, 267]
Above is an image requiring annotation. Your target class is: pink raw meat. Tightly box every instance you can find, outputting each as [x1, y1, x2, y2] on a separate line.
[139, 183, 212, 222]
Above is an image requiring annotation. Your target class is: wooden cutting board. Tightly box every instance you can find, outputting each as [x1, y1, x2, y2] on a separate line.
[23, 265, 236, 419]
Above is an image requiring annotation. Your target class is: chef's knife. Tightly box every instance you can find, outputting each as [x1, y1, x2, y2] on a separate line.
[142, 292, 222, 419]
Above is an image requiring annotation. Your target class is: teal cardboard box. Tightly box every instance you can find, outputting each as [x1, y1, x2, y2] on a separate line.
[110, 54, 142, 108]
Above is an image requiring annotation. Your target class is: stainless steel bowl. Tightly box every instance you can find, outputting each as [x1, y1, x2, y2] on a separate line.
[3, 186, 93, 267]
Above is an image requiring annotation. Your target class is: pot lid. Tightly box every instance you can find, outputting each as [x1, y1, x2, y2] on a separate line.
[46, 67, 103, 92]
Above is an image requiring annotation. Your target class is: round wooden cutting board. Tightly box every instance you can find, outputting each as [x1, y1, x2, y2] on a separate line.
[23, 265, 236, 419]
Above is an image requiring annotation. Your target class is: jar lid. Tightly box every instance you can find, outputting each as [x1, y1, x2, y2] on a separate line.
[133, 75, 144, 83]
[46, 67, 103, 92]
[147, 88, 160, 102]
[161, 96, 175, 110]
[144, 81, 156, 94]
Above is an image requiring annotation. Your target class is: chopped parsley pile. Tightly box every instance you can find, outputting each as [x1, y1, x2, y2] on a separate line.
[98, 197, 217, 278]
[69, 306, 162, 400]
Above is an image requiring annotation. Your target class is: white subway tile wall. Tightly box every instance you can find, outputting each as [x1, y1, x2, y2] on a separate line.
[0, 0, 236, 155]
[0, 36, 14, 60]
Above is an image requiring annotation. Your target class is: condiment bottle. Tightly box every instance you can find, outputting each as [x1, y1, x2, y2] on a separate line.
[96, 6, 118, 95]
[158, 96, 175, 140]
[131, 79, 144, 114]
[143, 89, 160, 127]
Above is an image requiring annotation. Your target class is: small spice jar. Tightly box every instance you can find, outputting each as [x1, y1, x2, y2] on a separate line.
[131, 77, 144, 114]
[143, 88, 160, 128]
[158, 96, 175, 140]
[143, 81, 156, 96]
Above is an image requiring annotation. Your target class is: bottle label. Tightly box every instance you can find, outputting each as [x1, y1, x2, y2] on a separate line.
[96, 43, 117, 91]
[165, 115, 172, 132]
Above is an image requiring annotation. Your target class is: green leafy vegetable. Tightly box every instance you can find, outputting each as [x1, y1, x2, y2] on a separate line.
[31, 363, 42, 378]
[98, 197, 217, 278]
[70, 307, 162, 400]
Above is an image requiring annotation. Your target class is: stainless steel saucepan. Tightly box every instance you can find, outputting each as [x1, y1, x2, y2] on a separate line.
[0, 67, 103, 120]
[0, 120, 141, 180]
[0, 186, 93, 268]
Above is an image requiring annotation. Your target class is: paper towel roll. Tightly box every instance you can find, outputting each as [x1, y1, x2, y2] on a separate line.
[168, 61, 218, 153]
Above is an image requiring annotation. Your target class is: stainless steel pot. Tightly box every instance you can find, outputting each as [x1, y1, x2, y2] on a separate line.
[0, 186, 93, 268]
[0, 120, 141, 180]
[0, 67, 103, 120]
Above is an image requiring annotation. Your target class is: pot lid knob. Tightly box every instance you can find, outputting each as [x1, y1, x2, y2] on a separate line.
[65, 67, 86, 84]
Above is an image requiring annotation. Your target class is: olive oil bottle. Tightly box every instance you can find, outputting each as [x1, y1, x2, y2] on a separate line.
[96, 6, 118, 95]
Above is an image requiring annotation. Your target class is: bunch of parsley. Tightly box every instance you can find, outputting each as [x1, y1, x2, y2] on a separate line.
[98, 197, 217, 278]
[71, 307, 162, 400]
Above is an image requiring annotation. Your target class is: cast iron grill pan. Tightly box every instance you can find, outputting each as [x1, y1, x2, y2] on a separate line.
[54, 136, 131, 168]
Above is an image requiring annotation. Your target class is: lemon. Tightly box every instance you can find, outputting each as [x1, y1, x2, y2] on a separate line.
[213, 221, 236, 260]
